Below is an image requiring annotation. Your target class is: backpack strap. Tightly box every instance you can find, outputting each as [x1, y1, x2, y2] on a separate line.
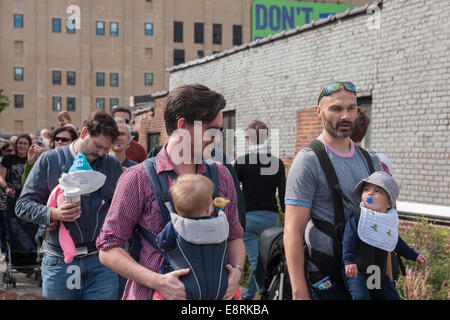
[308, 140, 346, 241]
[55, 146, 73, 175]
[356, 145, 375, 175]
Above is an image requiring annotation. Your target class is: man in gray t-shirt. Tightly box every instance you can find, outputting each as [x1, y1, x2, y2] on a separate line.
[284, 82, 380, 300]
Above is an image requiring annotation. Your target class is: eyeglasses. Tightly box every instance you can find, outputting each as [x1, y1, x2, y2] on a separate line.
[206, 126, 224, 134]
[3, 149, 13, 153]
[54, 137, 71, 143]
[317, 82, 356, 105]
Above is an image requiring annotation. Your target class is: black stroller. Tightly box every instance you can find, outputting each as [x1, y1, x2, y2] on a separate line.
[254, 227, 291, 300]
[2, 196, 41, 288]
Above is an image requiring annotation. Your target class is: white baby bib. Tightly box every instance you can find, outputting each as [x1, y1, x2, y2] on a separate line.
[357, 203, 399, 252]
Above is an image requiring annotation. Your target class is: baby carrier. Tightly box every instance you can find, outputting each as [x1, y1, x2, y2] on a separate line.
[130, 157, 229, 299]
[306, 140, 405, 283]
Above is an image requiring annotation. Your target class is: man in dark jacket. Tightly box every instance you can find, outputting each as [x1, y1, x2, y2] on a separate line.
[16, 111, 123, 300]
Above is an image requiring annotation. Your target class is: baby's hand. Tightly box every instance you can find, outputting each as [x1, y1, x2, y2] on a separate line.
[345, 264, 358, 278]
[416, 254, 427, 266]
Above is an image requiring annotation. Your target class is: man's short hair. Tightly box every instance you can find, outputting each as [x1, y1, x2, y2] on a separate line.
[114, 117, 132, 139]
[111, 106, 132, 119]
[350, 107, 371, 143]
[246, 120, 269, 145]
[83, 110, 119, 142]
[171, 174, 214, 218]
[164, 84, 226, 136]
[58, 110, 72, 122]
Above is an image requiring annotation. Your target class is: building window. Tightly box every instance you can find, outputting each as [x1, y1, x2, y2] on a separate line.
[52, 97, 62, 111]
[194, 22, 204, 44]
[110, 22, 119, 36]
[96, 72, 105, 86]
[173, 49, 185, 66]
[222, 110, 236, 157]
[67, 19, 76, 34]
[14, 41, 24, 57]
[52, 71, 62, 85]
[145, 23, 153, 36]
[67, 71, 76, 85]
[174, 21, 183, 43]
[14, 67, 24, 81]
[96, 98, 105, 110]
[145, 73, 153, 86]
[145, 48, 153, 61]
[213, 24, 222, 45]
[96, 21, 105, 35]
[110, 98, 119, 112]
[53, 18, 62, 33]
[67, 97, 76, 111]
[14, 95, 24, 109]
[14, 14, 23, 28]
[147, 133, 160, 153]
[110, 73, 119, 87]
[357, 97, 373, 149]
[197, 50, 204, 59]
[233, 25, 242, 46]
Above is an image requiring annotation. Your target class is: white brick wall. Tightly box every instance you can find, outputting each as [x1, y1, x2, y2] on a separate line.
[169, 0, 450, 206]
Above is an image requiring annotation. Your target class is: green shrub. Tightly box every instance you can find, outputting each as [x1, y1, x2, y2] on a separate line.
[397, 217, 450, 300]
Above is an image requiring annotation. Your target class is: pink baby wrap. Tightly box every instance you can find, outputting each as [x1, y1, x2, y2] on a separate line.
[47, 186, 76, 264]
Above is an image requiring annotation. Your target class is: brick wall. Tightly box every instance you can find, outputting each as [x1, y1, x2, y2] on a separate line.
[168, 0, 450, 207]
[296, 107, 323, 153]
[133, 94, 168, 152]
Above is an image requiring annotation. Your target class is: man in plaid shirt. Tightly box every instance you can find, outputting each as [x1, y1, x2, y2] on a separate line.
[97, 84, 245, 300]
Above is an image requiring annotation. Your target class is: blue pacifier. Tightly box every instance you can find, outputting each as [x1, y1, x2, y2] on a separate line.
[366, 196, 374, 204]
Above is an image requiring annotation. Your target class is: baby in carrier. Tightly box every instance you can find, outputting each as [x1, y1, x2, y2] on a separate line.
[342, 171, 427, 300]
[152, 174, 241, 300]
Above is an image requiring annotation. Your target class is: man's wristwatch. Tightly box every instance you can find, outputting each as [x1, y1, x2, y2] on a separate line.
[231, 264, 243, 277]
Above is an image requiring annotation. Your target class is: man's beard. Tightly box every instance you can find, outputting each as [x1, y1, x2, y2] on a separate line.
[322, 113, 355, 138]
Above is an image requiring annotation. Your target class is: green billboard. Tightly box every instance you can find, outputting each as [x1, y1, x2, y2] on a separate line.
[252, 0, 357, 41]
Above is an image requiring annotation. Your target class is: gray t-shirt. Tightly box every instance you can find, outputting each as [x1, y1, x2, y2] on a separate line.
[285, 138, 381, 272]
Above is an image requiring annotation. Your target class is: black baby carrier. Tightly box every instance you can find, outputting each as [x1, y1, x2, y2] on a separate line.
[129, 157, 228, 299]
[305, 140, 405, 284]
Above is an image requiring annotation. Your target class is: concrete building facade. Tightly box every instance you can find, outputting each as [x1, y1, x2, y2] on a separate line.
[0, 0, 256, 135]
[166, 0, 450, 208]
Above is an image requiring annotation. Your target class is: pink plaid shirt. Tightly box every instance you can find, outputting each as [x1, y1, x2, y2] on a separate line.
[96, 146, 244, 300]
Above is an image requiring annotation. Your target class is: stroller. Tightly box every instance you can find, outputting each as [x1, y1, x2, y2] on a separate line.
[254, 227, 291, 300]
[2, 196, 41, 288]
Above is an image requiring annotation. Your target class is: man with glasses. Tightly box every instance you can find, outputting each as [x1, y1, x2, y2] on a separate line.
[284, 82, 381, 300]
[97, 84, 245, 300]
[111, 106, 147, 163]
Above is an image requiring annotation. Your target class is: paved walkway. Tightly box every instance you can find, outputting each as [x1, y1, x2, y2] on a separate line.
[0, 253, 43, 299]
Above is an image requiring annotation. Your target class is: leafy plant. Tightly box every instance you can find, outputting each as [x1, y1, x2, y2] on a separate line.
[0, 89, 9, 113]
[397, 217, 450, 300]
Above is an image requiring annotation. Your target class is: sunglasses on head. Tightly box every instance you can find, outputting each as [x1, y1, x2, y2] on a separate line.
[317, 82, 356, 105]
[54, 137, 71, 143]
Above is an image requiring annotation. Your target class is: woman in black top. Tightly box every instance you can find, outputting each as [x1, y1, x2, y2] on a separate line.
[0, 134, 37, 267]
[234, 120, 286, 300]
[0, 134, 31, 200]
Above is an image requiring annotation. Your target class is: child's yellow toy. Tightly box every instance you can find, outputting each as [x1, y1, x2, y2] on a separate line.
[214, 197, 230, 209]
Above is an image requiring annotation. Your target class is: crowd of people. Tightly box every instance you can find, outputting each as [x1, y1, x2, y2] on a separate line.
[0, 82, 427, 300]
